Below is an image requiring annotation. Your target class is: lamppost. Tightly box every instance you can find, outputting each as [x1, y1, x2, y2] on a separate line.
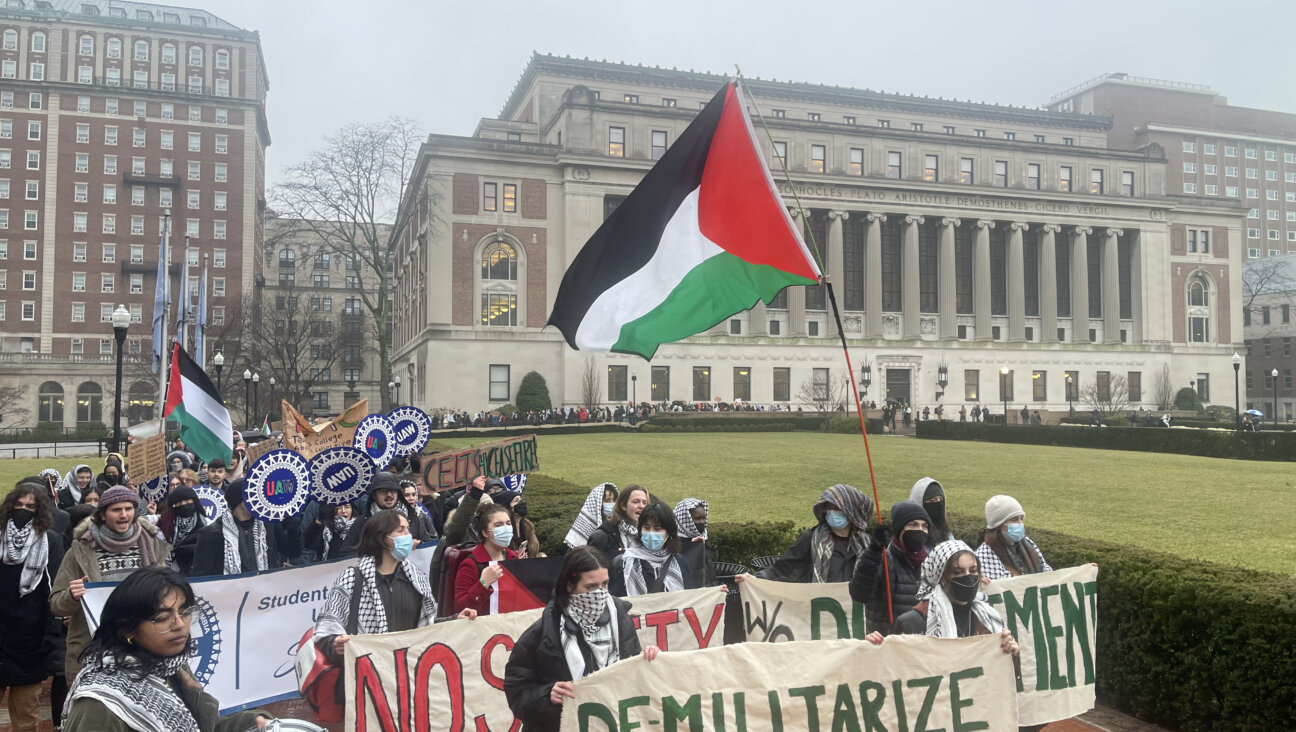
[1272, 367, 1279, 426]
[243, 369, 252, 429]
[631, 374, 637, 406]
[395, 375, 402, 406]
[213, 351, 225, 392]
[936, 364, 948, 402]
[252, 372, 260, 428]
[111, 305, 130, 453]
[388, 379, 397, 407]
[268, 376, 276, 415]
[1066, 373, 1074, 415]
[1232, 353, 1242, 433]
[1000, 366, 1010, 426]
[347, 377, 358, 403]
[861, 363, 872, 397]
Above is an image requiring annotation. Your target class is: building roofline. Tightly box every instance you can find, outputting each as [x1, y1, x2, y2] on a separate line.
[1047, 73, 1219, 106]
[0, 0, 258, 40]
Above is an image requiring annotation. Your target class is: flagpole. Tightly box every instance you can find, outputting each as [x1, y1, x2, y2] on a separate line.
[736, 69, 894, 624]
[156, 211, 172, 434]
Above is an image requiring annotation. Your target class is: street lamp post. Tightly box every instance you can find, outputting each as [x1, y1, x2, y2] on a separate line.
[631, 374, 637, 407]
[243, 369, 252, 429]
[213, 351, 225, 393]
[861, 364, 872, 397]
[395, 375, 402, 406]
[388, 380, 396, 407]
[111, 305, 130, 453]
[268, 376, 276, 415]
[1066, 374, 1073, 415]
[1272, 367, 1279, 426]
[1232, 353, 1242, 433]
[252, 373, 260, 428]
[1000, 366, 1010, 426]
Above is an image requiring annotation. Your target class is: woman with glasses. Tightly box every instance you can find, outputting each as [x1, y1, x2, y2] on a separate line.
[62, 567, 273, 731]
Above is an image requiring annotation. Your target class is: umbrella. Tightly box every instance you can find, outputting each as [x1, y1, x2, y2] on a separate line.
[1244, 409, 1265, 417]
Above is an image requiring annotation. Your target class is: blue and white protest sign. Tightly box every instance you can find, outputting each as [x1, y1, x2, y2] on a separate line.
[243, 449, 312, 523]
[194, 483, 228, 522]
[308, 446, 374, 505]
[387, 406, 432, 458]
[353, 413, 397, 470]
[139, 476, 168, 506]
[501, 473, 528, 492]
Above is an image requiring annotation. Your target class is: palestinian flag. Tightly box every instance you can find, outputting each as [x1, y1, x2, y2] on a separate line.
[163, 343, 234, 463]
[547, 81, 821, 359]
[489, 556, 564, 614]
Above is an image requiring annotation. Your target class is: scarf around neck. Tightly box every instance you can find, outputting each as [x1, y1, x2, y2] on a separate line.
[561, 590, 619, 680]
[622, 542, 684, 596]
[220, 512, 268, 575]
[891, 534, 929, 571]
[65, 650, 199, 732]
[673, 498, 708, 540]
[2, 519, 49, 596]
[314, 555, 437, 637]
[920, 541, 1004, 639]
[87, 520, 157, 568]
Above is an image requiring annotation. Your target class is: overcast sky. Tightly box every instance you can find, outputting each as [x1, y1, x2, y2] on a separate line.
[195, 0, 1296, 185]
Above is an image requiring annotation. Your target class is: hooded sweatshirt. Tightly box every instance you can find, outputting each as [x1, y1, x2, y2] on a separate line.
[908, 477, 951, 546]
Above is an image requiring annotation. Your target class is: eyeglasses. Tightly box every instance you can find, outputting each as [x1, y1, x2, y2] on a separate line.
[148, 605, 200, 631]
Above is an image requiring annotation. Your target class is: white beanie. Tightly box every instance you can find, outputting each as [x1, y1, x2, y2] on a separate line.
[985, 495, 1024, 529]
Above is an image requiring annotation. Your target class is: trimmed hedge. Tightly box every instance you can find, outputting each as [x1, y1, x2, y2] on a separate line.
[429, 423, 639, 439]
[641, 422, 796, 433]
[916, 420, 1296, 461]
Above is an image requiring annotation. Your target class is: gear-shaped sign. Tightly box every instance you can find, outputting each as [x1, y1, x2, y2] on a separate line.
[194, 484, 228, 522]
[187, 594, 221, 686]
[387, 406, 432, 459]
[139, 476, 168, 506]
[243, 449, 312, 523]
[353, 414, 397, 470]
[308, 446, 374, 505]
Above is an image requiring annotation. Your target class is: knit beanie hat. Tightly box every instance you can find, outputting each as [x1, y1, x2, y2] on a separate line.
[889, 500, 931, 531]
[985, 495, 1025, 529]
[97, 485, 141, 517]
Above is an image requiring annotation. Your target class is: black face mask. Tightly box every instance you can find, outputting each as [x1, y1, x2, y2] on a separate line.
[512, 501, 528, 518]
[902, 529, 928, 553]
[10, 508, 35, 529]
[948, 574, 980, 604]
[693, 523, 707, 535]
[174, 504, 198, 519]
[924, 501, 945, 528]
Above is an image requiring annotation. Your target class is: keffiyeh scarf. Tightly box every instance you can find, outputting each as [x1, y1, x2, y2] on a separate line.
[314, 555, 437, 637]
[172, 515, 199, 545]
[560, 589, 620, 680]
[321, 517, 354, 560]
[809, 484, 873, 582]
[60, 464, 93, 503]
[220, 512, 268, 575]
[2, 519, 49, 596]
[673, 498, 708, 540]
[64, 650, 199, 732]
[565, 483, 614, 548]
[920, 540, 1004, 639]
[622, 542, 684, 596]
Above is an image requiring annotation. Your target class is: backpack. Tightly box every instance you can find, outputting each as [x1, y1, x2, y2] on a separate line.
[294, 567, 363, 723]
[436, 541, 482, 614]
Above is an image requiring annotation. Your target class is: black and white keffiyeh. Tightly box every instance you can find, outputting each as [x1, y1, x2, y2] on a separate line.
[560, 589, 619, 680]
[621, 542, 684, 596]
[320, 517, 354, 561]
[920, 540, 1004, 639]
[64, 650, 199, 732]
[565, 483, 614, 548]
[220, 512, 268, 575]
[2, 519, 49, 596]
[314, 556, 437, 637]
[673, 498, 708, 541]
[172, 515, 199, 546]
[60, 464, 93, 503]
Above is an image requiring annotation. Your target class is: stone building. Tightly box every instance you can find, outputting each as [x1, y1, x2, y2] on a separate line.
[391, 55, 1244, 416]
[1241, 253, 1296, 420]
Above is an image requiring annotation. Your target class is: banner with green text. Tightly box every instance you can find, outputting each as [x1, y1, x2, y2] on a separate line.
[737, 577, 866, 642]
[561, 635, 1018, 731]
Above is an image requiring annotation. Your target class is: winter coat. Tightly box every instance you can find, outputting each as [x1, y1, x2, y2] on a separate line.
[49, 517, 170, 679]
[339, 500, 434, 559]
[0, 531, 66, 686]
[427, 490, 483, 596]
[453, 543, 519, 614]
[849, 541, 923, 636]
[504, 596, 642, 732]
[586, 521, 625, 556]
[63, 672, 268, 732]
[756, 526, 866, 584]
[188, 514, 296, 578]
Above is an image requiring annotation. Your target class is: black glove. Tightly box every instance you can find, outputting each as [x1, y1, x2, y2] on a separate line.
[869, 525, 889, 551]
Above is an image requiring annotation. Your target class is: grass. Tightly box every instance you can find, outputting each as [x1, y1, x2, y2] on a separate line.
[0, 456, 103, 492]
[435, 432, 1296, 577]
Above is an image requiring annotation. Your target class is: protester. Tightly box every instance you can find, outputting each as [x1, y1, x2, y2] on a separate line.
[850, 500, 930, 636]
[156, 487, 207, 575]
[494, 490, 542, 558]
[340, 473, 433, 557]
[50, 486, 170, 680]
[62, 567, 273, 731]
[1, 484, 66, 732]
[504, 546, 657, 732]
[752, 484, 873, 583]
[188, 478, 302, 577]
[401, 480, 438, 542]
[909, 477, 952, 546]
[611, 501, 695, 596]
[57, 464, 95, 510]
[166, 451, 193, 475]
[976, 495, 1052, 581]
[79, 487, 102, 507]
[305, 503, 355, 562]
[564, 482, 617, 548]
[426, 476, 487, 597]
[587, 484, 649, 556]
[202, 458, 229, 492]
[453, 502, 520, 614]
[96, 462, 125, 491]
[18, 475, 70, 543]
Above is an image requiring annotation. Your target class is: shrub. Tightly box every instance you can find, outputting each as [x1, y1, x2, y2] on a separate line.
[74, 421, 108, 439]
[706, 520, 802, 567]
[515, 371, 552, 413]
[494, 403, 517, 416]
[1174, 386, 1204, 412]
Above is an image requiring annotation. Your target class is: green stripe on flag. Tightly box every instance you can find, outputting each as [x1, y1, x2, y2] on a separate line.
[167, 402, 234, 464]
[611, 251, 816, 359]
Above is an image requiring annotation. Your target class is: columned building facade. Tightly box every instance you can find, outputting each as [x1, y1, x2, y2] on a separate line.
[392, 55, 1243, 415]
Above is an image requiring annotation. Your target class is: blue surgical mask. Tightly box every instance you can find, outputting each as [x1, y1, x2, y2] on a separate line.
[641, 530, 667, 551]
[390, 535, 413, 561]
[825, 510, 850, 530]
[602, 502, 615, 518]
[1003, 522, 1026, 543]
[491, 525, 514, 547]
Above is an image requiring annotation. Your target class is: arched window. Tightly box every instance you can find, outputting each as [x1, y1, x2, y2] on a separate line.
[38, 381, 63, 424]
[478, 239, 520, 327]
[76, 382, 103, 425]
[128, 380, 155, 423]
[134, 39, 149, 61]
[1187, 272, 1211, 343]
[1188, 276, 1207, 307]
[481, 241, 516, 281]
[30, 31, 45, 53]
[78, 35, 93, 55]
[279, 248, 296, 269]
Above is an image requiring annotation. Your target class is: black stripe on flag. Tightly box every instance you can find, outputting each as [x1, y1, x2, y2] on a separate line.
[174, 345, 225, 406]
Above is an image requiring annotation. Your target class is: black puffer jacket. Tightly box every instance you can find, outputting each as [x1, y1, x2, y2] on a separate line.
[849, 541, 922, 636]
[504, 596, 642, 732]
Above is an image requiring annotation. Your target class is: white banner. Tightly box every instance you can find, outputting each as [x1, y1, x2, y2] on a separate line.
[737, 577, 867, 641]
[81, 545, 436, 714]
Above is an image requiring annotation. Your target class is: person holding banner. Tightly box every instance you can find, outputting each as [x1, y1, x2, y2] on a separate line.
[850, 500, 931, 636]
[564, 483, 617, 549]
[453, 502, 521, 614]
[505, 546, 657, 732]
[587, 485, 649, 557]
[62, 567, 274, 732]
[752, 484, 873, 584]
[610, 501, 695, 596]
[975, 495, 1052, 581]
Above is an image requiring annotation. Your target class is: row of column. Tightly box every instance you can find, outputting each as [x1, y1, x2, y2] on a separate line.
[764, 211, 1130, 344]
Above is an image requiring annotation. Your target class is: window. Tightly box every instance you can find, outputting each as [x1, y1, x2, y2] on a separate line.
[215, 49, 229, 69]
[959, 158, 973, 184]
[772, 141, 787, 168]
[887, 151, 901, 179]
[772, 109, 786, 118]
[1003, 131, 1015, 141]
[0, 180, 9, 199]
[24, 180, 36, 199]
[73, 212, 87, 232]
[964, 370, 979, 401]
[1266, 170, 1278, 181]
[1205, 184, 1217, 196]
[21, 269, 34, 289]
[811, 144, 826, 173]
[0, 120, 10, 139]
[622, 94, 638, 104]
[1030, 371, 1047, 401]
[103, 243, 115, 263]
[21, 301, 33, 321]
[849, 148, 863, 176]
[1, 30, 14, 50]
[72, 271, 85, 291]
[912, 122, 923, 131]
[214, 192, 227, 211]
[313, 272, 329, 288]
[943, 125, 955, 134]
[213, 221, 226, 239]
[501, 183, 516, 213]
[26, 121, 39, 140]
[651, 365, 671, 401]
[1183, 183, 1198, 194]
[189, 105, 201, 122]
[606, 365, 628, 401]
[993, 160, 1008, 187]
[608, 126, 624, 157]
[186, 189, 200, 209]
[214, 163, 227, 182]
[488, 365, 510, 401]
[130, 215, 144, 235]
[1033, 134, 1045, 143]
[23, 211, 35, 229]
[27, 92, 40, 110]
[692, 366, 711, 401]
[844, 116, 856, 125]
[71, 302, 85, 322]
[28, 62, 43, 81]
[185, 218, 199, 237]
[129, 243, 143, 263]
[1121, 171, 1135, 196]
[215, 134, 227, 153]
[188, 161, 200, 180]
[1059, 166, 1072, 192]
[104, 125, 118, 145]
[188, 75, 202, 94]
[483, 182, 497, 212]
[0, 151, 9, 170]
[101, 273, 114, 293]
[1, 92, 12, 108]
[189, 46, 203, 66]
[923, 154, 938, 182]
[974, 129, 986, 138]
[161, 73, 175, 91]
[215, 108, 227, 124]
[187, 132, 201, 152]
[1062, 137, 1074, 146]
[1090, 169, 1104, 194]
[132, 128, 145, 147]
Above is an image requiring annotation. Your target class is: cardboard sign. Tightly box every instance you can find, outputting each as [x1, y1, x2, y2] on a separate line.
[421, 434, 539, 492]
[279, 400, 319, 453]
[243, 435, 280, 468]
[128, 432, 168, 485]
[297, 399, 370, 460]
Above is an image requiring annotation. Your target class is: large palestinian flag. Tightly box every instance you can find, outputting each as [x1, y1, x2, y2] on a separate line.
[163, 343, 233, 463]
[547, 81, 821, 359]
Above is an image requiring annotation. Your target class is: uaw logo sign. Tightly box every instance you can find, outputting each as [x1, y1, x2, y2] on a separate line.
[189, 595, 221, 685]
[139, 476, 168, 506]
[243, 449, 312, 522]
[193, 483, 228, 522]
[308, 446, 374, 505]
[353, 414, 397, 470]
[387, 406, 432, 459]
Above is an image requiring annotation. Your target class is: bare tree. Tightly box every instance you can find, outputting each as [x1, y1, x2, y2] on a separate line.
[0, 384, 30, 427]
[235, 286, 345, 421]
[1242, 257, 1295, 316]
[798, 374, 849, 412]
[1080, 374, 1131, 419]
[1154, 364, 1175, 410]
[580, 357, 602, 412]
[270, 117, 425, 411]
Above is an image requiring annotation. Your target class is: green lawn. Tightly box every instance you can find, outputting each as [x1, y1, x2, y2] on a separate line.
[0, 456, 101, 493]
[438, 432, 1296, 576]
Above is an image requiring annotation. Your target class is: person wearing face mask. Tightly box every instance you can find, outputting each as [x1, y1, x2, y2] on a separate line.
[340, 473, 433, 558]
[610, 501, 695, 597]
[976, 495, 1052, 581]
[505, 546, 657, 732]
[156, 486, 208, 575]
[496, 490, 542, 558]
[588, 485, 649, 556]
[748, 484, 874, 584]
[908, 477, 952, 547]
[188, 478, 301, 577]
[453, 503, 520, 614]
[95, 462, 125, 492]
[850, 501, 931, 636]
[0, 484, 66, 732]
[57, 464, 96, 510]
[564, 483, 617, 549]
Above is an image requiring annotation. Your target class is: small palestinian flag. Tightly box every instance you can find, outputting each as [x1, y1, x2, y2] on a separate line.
[489, 556, 564, 614]
[163, 343, 234, 464]
[547, 80, 821, 359]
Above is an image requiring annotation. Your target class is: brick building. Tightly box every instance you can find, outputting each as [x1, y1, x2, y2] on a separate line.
[1241, 253, 1296, 420]
[0, 0, 267, 431]
[391, 55, 1244, 415]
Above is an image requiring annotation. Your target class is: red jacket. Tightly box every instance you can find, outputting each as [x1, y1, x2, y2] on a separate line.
[453, 543, 519, 615]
